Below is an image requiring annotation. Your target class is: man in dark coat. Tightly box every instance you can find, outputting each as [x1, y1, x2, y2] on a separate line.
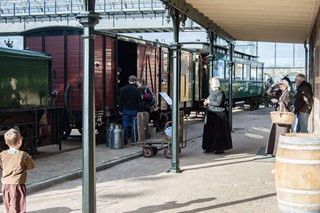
[119, 75, 143, 145]
[294, 74, 314, 133]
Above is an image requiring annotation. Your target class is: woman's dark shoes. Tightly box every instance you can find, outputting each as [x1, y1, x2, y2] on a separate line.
[203, 150, 211, 153]
[214, 150, 224, 154]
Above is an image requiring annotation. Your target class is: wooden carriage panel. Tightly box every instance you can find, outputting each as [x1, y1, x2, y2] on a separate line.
[25, 34, 64, 106]
[105, 37, 115, 110]
[137, 44, 160, 105]
[189, 53, 194, 100]
[45, 36, 65, 108]
[94, 35, 104, 111]
[25, 37, 42, 52]
[159, 47, 170, 110]
[180, 51, 192, 102]
[193, 53, 201, 101]
[137, 44, 147, 80]
[154, 47, 161, 105]
[67, 34, 82, 111]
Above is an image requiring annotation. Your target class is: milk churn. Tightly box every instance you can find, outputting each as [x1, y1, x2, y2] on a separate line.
[111, 124, 124, 149]
[106, 123, 116, 147]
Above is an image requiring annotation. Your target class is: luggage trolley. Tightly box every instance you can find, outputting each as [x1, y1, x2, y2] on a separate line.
[134, 111, 187, 158]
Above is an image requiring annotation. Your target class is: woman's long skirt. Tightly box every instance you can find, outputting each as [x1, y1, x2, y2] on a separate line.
[202, 110, 233, 152]
[265, 123, 291, 155]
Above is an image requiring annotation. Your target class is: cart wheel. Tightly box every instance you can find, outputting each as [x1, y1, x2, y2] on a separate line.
[142, 147, 154, 158]
[2, 115, 34, 153]
[164, 149, 171, 159]
[164, 148, 181, 159]
[152, 147, 158, 155]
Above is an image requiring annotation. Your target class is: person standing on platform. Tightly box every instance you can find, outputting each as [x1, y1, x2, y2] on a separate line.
[202, 77, 232, 154]
[119, 75, 143, 145]
[0, 128, 35, 213]
[137, 79, 155, 114]
[294, 74, 314, 133]
[265, 80, 291, 155]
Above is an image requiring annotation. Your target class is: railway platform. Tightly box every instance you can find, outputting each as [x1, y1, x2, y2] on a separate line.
[0, 107, 280, 212]
[5, 132, 144, 196]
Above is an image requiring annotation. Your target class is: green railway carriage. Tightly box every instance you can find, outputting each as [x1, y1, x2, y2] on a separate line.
[219, 50, 264, 108]
[0, 47, 62, 152]
[185, 42, 264, 111]
[0, 47, 51, 107]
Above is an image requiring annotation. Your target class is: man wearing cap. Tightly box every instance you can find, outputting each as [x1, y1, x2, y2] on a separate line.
[119, 75, 143, 145]
[294, 74, 314, 133]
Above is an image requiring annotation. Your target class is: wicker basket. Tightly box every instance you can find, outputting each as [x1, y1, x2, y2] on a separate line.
[270, 111, 295, 125]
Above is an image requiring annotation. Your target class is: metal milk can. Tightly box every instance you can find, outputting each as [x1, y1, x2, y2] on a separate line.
[106, 123, 116, 147]
[111, 124, 124, 149]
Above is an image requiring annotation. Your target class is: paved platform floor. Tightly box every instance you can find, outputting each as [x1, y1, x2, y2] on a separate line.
[0, 108, 281, 213]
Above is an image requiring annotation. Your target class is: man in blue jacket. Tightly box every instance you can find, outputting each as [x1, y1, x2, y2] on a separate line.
[119, 75, 143, 145]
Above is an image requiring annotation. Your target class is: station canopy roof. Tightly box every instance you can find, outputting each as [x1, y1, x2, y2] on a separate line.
[175, 0, 320, 43]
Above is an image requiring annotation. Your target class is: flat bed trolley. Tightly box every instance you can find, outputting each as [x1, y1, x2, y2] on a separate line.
[134, 112, 186, 158]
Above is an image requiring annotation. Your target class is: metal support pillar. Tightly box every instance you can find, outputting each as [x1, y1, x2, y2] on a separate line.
[227, 43, 234, 130]
[76, 2, 100, 211]
[207, 31, 217, 78]
[167, 6, 184, 173]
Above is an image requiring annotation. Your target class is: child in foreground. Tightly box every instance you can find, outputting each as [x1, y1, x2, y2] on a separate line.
[1, 128, 35, 213]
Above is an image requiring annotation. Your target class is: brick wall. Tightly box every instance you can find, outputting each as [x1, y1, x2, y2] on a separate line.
[309, 6, 320, 133]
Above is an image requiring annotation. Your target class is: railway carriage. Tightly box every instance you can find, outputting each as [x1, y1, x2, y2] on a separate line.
[0, 26, 265, 152]
[0, 47, 63, 152]
[20, 26, 198, 133]
[183, 42, 265, 112]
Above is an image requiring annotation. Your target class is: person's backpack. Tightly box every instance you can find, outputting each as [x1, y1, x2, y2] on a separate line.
[143, 88, 155, 106]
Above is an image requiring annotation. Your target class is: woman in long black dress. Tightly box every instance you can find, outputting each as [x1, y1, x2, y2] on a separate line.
[202, 77, 233, 154]
[265, 79, 291, 155]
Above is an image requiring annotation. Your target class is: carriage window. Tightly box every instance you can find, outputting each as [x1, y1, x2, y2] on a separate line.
[163, 52, 169, 73]
[235, 63, 243, 80]
[225, 61, 230, 79]
[214, 60, 225, 79]
[243, 64, 250, 80]
[257, 67, 263, 81]
[194, 54, 200, 100]
[251, 66, 257, 81]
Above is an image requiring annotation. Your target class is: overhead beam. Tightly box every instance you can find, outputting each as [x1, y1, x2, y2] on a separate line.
[191, 0, 317, 6]
[193, 3, 316, 9]
[160, 0, 235, 42]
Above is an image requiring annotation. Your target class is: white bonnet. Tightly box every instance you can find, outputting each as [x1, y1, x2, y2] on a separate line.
[278, 79, 290, 91]
[209, 77, 220, 88]
[278, 79, 289, 87]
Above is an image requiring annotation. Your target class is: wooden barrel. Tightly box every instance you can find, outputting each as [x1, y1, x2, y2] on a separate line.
[275, 133, 320, 213]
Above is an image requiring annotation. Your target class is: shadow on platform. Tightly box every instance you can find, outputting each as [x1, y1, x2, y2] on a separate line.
[122, 197, 216, 213]
[29, 207, 77, 213]
[179, 193, 276, 213]
[254, 147, 275, 163]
